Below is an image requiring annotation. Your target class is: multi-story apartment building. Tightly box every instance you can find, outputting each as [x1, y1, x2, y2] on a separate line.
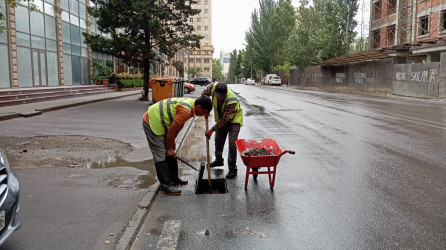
[370, 0, 446, 63]
[185, 0, 214, 79]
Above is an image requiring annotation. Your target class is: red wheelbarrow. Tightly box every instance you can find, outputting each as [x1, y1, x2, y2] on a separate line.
[235, 139, 295, 190]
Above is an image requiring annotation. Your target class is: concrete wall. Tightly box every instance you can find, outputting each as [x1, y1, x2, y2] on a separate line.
[290, 57, 446, 99]
[393, 62, 440, 98]
[290, 59, 394, 94]
[440, 53, 446, 98]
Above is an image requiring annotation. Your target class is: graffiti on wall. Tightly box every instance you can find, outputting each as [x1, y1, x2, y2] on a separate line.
[410, 70, 428, 82]
[303, 73, 322, 82]
[395, 72, 406, 80]
[335, 73, 345, 83]
[354, 72, 367, 84]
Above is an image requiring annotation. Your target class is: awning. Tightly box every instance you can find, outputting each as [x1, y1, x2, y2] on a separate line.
[318, 50, 391, 66]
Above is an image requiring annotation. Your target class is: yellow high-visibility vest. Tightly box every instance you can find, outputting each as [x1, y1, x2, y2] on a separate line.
[211, 84, 243, 126]
[148, 97, 195, 135]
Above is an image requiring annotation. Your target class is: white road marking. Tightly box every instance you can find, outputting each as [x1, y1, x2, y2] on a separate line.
[156, 220, 181, 250]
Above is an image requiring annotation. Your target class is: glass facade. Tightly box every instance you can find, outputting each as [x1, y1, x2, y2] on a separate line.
[0, 0, 10, 88]
[2, 0, 115, 89]
[61, 0, 88, 85]
[15, 1, 58, 87]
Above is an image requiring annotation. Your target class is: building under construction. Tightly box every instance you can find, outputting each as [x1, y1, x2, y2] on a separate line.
[370, 0, 446, 63]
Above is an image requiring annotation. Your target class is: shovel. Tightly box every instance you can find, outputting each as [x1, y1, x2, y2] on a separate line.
[177, 156, 198, 171]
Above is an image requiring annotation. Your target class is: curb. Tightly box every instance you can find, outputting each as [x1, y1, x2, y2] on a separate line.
[115, 117, 197, 250]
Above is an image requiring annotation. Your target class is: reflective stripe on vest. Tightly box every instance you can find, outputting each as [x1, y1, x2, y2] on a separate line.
[211, 84, 243, 126]
[148, 97, 194, 135]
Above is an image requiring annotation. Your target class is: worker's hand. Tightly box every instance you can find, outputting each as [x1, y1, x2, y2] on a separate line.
[205, 129, 214, 138]
[166, 148, 176, 158]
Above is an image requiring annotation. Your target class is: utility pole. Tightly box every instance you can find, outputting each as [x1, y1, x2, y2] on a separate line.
[250, 66, 252, 78]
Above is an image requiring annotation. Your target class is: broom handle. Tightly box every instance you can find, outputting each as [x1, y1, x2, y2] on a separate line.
[205, 116, 212, 191]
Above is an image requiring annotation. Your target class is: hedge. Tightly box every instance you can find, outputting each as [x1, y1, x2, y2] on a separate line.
[117, 78, 144, 88]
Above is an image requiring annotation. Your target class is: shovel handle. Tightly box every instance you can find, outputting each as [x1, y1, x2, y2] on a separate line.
[177, 156, 199, 171]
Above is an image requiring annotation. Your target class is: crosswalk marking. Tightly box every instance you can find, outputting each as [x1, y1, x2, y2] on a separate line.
[156, 220, 181, 250]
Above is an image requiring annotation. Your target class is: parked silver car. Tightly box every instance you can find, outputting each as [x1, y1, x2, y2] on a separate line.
[0, 149, 22, 246]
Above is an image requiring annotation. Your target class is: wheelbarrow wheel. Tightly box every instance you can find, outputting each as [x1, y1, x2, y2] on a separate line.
[252, 168, 258, 182]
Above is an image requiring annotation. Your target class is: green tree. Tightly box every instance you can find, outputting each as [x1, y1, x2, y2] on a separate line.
[245, 0, 296, 73]
[284, 0, 358, 67]
[187, 67, 202, 79]
[227, 49, 242, 83]
[212, 59, 223, 81]
[84, 0, 202, 100]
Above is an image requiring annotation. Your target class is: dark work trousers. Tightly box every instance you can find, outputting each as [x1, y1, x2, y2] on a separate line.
[214, 122, 241, 171]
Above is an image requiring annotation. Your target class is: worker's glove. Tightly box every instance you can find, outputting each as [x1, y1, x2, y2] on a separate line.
[205, 129, 214, 138]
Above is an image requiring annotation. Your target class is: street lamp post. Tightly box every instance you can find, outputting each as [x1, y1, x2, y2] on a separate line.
[250, 66, 252, 78]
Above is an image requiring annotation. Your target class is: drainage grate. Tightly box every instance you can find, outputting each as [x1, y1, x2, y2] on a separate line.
[195, 157, 228, 194]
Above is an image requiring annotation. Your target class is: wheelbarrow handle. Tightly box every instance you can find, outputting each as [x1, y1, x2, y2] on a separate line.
[278, 150, 295, 157]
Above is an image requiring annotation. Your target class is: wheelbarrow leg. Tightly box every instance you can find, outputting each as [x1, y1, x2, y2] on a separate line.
[270, 165, 278, 190]
[245, 166, 250, 189]
[267, 166, 273, 189]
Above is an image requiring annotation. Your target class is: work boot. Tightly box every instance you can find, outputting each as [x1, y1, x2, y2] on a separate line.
[167, 157, 188, 186]
[226, 170, 237, 179]
[210, 158, 224, 168]
[155, 161, 181, 195]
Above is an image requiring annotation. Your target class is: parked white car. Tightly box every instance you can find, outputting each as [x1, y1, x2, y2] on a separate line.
[245, 78, 255, 85]
[269, 76, 282, 86]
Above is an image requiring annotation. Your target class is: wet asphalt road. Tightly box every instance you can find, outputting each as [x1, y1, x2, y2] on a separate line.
[133, 84, 446, 249]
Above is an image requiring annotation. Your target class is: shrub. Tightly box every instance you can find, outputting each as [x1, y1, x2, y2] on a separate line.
[117, 78, 144, 88]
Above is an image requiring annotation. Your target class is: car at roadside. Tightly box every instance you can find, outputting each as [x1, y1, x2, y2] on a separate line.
[190, 77, 212, 86]
[184, 82, 195, 94]
[0, 149, 23, 246]
[245, 78, 255, 85]
[269, 76, 282, 86]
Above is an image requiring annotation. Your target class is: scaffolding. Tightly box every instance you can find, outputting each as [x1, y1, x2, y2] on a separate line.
[368, 0, 446, 50]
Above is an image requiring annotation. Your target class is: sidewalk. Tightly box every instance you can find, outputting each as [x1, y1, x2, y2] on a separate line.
[0, 90, 143, 121]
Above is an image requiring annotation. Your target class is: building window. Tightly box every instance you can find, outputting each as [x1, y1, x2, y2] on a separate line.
[189, 18, 194, 22]
[197, 17, 201, 22]
[204, 59, 210, 63]
[386, 25, 395, 46]
[419, 15, 429, 36]
[204, 0, 208, 5]
[372, 0, 381, 20]
[197, 26, 201, 31]
[204, 67, 209, 72]
[196, 59, 201, 63]
[204, 51, 208, 55]
[441, 10, 446, 32]
[388, 0, 396, 15]
[372, 29, 380, 48]
[205, 26, 208, 31]
[204, 9, 208, 14]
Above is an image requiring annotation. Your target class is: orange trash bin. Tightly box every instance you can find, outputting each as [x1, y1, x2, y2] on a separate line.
[150, 77, 175, 103]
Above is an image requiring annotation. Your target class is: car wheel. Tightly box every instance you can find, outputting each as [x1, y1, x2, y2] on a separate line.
[184, 87, 190, 94]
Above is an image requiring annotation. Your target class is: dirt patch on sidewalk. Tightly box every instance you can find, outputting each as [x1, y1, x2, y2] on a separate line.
[1, 135, 132, 169]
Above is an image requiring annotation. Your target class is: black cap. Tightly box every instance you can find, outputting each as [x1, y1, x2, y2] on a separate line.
[214, 83, 227, 98]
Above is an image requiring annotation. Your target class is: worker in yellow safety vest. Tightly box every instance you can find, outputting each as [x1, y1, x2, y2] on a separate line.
[202, 82, 243, 179]
[142, 96, 213, 195]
